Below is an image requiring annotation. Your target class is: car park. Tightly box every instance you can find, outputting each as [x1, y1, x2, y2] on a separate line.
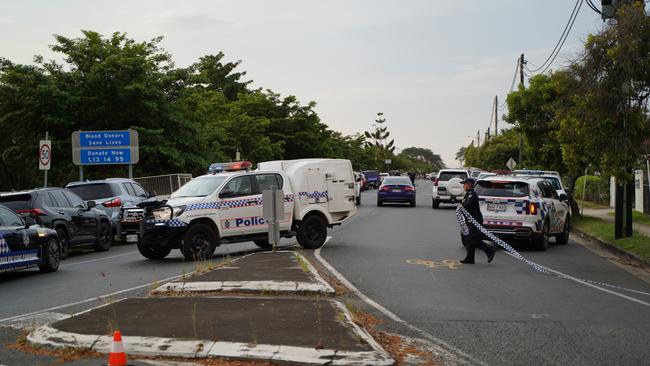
[432, 169, 470, 208]
[362, 170, 380, 189]
[474, 176, 570, 250]
[0, 188, 113, 258]
[0, 204, 60, 273]
[128, 159, 357, 260]
[66, 178, 154, 234]
[377, 176, 416, 207]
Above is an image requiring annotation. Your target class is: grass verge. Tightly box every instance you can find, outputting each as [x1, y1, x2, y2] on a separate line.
[576, 200, 610, 209]
[606, 210, 650, 227]
[573, 215, 650, 262]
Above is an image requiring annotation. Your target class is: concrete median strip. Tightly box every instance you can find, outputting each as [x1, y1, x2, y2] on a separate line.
[153, 250, 335, 295]
[27, 297, 393, 365]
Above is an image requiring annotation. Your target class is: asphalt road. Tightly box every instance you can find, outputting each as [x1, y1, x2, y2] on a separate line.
[321, 180, 650, 365]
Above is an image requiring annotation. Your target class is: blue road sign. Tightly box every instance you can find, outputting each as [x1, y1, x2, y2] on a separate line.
[79, 148, 131, 165]
[79, 131, 130, 147]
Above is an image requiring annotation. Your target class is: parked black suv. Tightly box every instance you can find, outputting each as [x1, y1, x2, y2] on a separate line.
[0, 188, 112, 258]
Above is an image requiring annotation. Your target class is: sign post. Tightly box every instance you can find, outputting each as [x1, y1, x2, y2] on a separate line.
[263, 189, 285, 251]
[39, 133, 51, 187]
[72, 129, 139, 179]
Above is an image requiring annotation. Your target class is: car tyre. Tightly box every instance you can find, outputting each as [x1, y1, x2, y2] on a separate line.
[432, 199, 440, 209]
[533, 223, 550, 251]
[377, 200, 383, 207]
[137, 240, 172, 259]
[297, 214, 327, 249]
[410, 200, 416, 207]
[181, 223, 217, 261]
[55, 227, 70, 259]
[556, 216, 570, 245]
[254, 239, 273, 249]
[94, 222, 112, 252]
[39, 237, 61, 272]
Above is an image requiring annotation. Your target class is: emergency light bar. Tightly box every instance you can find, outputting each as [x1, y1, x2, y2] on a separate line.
[208, 161, 252, 173]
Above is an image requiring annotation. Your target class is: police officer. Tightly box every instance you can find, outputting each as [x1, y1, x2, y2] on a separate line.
[459, 178, 495, 264]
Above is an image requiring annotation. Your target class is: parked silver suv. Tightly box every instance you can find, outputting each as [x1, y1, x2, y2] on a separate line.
[66, 178, 154, 234]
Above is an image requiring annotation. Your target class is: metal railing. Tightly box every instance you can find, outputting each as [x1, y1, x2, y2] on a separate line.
[133, 174, 193, 197]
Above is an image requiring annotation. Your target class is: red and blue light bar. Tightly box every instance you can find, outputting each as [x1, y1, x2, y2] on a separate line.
[208, 161, 253, 173]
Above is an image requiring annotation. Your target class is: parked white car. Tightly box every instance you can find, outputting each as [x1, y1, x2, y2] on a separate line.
[432, 169, 470, 208]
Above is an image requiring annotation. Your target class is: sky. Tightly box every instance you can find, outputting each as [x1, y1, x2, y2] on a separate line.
[0, 0, 614, 168]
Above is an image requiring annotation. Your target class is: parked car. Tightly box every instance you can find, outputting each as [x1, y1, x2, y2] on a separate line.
[0, 204, 60, 273]
[512, 170, 569, 201]
[432, 169, 470, 208]
[362, 170, 380, 189]
[359, 172, 368, 191]
[474, 176, 570, 250]
[379, 172, 390, 183]
[66, 178, 153, 234]
[377, 176, 416, 207]
[353, 172, 362, 205]
[0, 188, 112, 258]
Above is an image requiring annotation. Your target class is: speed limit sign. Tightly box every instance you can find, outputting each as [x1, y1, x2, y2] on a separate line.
[39, 140, 51, 170]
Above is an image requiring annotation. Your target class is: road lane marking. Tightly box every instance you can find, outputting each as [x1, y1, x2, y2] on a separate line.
[406, 259, 461, 269]
[62, 251, 138, 267]
[315, 237, 485, 366]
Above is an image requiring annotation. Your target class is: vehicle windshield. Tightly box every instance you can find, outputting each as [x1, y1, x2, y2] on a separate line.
[438, 171, 468, 181]
[362, 171, 379, 178]
[0, 194, 32, 211]
[67, 183, 117, 200]
[171, 176, 227, 198]
[544, 177, 562, 190]
[382, 177, 412, 186]
[475, 181, 530, 197]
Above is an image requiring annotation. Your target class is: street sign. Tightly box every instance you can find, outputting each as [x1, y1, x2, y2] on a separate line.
[506, 157, 517, 171]
[72, 130, 139, 166]
[385, 159, 392, 164]
[39, 140, 51, 170]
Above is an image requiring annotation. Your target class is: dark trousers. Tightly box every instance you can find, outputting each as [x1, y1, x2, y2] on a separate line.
[463, 232, 492, 261]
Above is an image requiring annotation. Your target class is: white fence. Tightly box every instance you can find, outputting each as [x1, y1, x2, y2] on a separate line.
[133, 174, 193, 197]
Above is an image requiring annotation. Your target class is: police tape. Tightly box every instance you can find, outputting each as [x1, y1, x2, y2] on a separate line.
[456, 206, 650, 297]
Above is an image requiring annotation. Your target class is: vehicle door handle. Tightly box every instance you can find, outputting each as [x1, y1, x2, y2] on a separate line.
[58, 211, 65, 215]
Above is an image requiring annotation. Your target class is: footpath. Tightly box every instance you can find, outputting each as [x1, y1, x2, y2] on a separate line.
[582, 208, 650, 237]
[26, 250, 395, 365]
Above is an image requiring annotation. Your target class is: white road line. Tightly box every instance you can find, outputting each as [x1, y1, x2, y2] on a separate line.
[62, 251, 138, 267]
[315, 236, 485, 366]
[502, 251, 650, 307]
[0, 272, 186, 324]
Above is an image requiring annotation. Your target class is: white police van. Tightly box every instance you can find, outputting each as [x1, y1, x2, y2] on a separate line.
[129, 159, 357, 260]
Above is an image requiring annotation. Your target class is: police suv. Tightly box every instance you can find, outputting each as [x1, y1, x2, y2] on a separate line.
[125, 159, 357, 260]
[474, 175, 570, 250]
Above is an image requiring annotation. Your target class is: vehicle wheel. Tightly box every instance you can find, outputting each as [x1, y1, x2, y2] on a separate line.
[39, 237, 61, 272]
[297, 214, 327, 249]
[556, 216, 570, 245]
[432, 199, 440, 209]
[55, 227, 70, 259]
[94, 222, 112, 252]
[356, 195, 361, 205]
[137, 240, 172, 259]
[181, 223, 217, 261]
[410, 200, 416, 207]
[533, 223, 550, 251]
[254, 239, 273, 249]
[377, 200, 383, 207]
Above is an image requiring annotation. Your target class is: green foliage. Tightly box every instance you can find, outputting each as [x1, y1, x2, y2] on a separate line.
[463, 129, 521, 171]
[573, 215, 650, 261]
[574, 175, 610, 205]
[400, 147, 445, 171]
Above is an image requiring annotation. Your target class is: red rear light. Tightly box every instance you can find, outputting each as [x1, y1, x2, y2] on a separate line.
[16, 208, 45, 216]
[380, 186, 391, 191]
[404, 186, 415, 191]
[103, 197, 122, 208]
[528, 202, 538, 215]
[434, 178, 439, 186]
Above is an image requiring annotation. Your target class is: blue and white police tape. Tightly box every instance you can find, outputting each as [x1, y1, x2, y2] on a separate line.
[456, 206, 650, 298]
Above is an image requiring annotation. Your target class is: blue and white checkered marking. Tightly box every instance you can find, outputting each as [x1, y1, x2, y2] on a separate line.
[146, 219, 188, 227]
[298, 191, 329, 199]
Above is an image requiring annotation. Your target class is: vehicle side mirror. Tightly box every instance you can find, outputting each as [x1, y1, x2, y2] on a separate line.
[148, 191, 157, 198]
[86, 200, 97, 209]
[23, 216, 36, 229]
[219, 190, 236, 199]
[559, 193, 568, 202]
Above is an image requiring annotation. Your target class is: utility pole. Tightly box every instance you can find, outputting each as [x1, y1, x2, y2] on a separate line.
[494, 95, 498, 137]
[477, 130, 481, 147]
[518, 53, 525, 165]
[486, 129, 490, 142]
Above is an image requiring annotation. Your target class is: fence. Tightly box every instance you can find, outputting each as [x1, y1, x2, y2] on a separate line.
[133, 174, 193, 197]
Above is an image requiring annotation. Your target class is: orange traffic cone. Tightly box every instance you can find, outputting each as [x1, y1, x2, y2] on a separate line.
[106, 330, 129, 366]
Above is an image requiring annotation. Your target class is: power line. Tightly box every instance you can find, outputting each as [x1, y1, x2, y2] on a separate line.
[508, 58, 520, 93]
[585, 0, 602, 15]
[527, 0, 584, 74]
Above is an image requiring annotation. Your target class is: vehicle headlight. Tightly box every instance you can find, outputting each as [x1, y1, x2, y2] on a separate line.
[152, 207, 172, 221]
[172, 205, 186, 218]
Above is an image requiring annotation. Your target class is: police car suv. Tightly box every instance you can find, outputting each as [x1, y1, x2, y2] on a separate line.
[127, 159, 357, 260]
[474, 176, 570, 250]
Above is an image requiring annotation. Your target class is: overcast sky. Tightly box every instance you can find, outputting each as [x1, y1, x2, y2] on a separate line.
[0, 1, 614, 167]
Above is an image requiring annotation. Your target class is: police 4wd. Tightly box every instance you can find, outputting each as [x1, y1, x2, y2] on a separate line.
[474, 176, 570, 251]
[129, 159, 357, 260]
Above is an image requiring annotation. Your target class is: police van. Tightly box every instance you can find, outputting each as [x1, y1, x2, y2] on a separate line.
[127, 159, 357, 260]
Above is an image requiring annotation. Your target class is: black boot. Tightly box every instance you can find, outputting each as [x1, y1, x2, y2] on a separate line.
[460, 258, 475, 264]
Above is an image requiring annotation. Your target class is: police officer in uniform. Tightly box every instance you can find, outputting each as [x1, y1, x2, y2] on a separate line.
[459, 178, 496, 264]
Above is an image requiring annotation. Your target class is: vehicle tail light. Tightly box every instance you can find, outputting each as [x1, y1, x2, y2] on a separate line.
[16, 208, 45, 216]
[434, 178, 439, 186]
[404, 186, 415, 191]
[528, 202, 538, 215]
[103, 197, 122, 208]
[380, 186, 391, 192]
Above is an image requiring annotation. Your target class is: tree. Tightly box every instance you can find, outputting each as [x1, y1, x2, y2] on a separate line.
[401, 147, 445, 171]
[364, 112, 395, 169]
[455, 146, 467, 166]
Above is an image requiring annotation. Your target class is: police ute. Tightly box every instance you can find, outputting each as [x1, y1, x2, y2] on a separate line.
[128, 159, 357, 260]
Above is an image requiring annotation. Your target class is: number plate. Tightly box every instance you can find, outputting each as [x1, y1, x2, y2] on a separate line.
[487, 203, 507, 212]
[126, 234, 139, 243]
[392, 189, 402, 192]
